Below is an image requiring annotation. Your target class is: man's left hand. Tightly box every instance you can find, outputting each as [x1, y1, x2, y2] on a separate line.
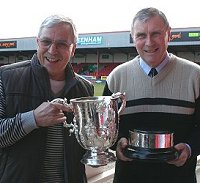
[168, 143, 191, 167]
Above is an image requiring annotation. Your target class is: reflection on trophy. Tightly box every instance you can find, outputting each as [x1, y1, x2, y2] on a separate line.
[63, 93, 126, 167]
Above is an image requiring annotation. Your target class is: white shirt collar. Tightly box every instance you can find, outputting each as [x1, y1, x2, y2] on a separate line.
[139, 53, 171, 75]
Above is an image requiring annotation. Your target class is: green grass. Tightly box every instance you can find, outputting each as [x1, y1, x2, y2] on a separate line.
[94, 82, 105, 96]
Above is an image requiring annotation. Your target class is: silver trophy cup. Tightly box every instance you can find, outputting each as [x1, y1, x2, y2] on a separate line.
[64, 93, 126, 167]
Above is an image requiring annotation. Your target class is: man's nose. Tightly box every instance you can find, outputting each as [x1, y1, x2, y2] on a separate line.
[48, 42, 58, 52]
[145, 35, 154, 46]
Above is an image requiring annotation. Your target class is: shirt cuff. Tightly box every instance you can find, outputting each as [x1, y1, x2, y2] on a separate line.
[21, 110, 38, 133]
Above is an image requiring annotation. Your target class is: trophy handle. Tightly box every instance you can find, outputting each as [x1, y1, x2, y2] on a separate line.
[50, 97, 68, 105]
[63, 121, 75, 135]
[111, 92, 126, 115]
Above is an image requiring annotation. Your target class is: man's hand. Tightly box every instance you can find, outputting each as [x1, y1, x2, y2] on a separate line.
[33, 101, 72, 127]
[168, 143, 191, 167]
[116, 137, 132, 161]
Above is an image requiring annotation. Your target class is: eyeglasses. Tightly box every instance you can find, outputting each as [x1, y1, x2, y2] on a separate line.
[38, 38, 73, 50]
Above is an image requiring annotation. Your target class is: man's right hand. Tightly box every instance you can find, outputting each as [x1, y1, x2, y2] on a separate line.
[33, 101, 72, 127]
[116, 137, 133, 161]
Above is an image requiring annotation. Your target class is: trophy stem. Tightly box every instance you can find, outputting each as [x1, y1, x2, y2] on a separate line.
[81, 150, 116, 167]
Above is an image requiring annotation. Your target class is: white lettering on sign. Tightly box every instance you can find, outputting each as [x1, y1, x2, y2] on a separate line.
[78, 36, 103, 45]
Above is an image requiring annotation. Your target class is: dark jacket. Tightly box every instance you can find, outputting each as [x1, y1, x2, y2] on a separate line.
[0, 54, 94, 183]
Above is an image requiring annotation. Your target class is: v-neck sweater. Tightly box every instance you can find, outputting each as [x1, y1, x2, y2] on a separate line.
[105, 54, 200, 183]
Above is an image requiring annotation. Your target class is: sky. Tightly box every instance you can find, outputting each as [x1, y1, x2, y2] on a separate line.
[1, 0, 199, 39]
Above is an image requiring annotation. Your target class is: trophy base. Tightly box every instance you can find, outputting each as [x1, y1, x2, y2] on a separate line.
[81, 150, 116, 167]
[123, 145, 179, 162]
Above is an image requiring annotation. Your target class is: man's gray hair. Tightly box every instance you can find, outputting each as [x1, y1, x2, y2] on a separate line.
[131, 7, 170, 35]
[38, 14, 78, 43]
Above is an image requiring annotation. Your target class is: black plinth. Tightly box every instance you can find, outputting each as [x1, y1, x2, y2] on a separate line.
[123, 145, 179, 162]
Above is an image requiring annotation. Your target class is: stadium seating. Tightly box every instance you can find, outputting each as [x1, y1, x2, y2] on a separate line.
[72, 63, 119, 78]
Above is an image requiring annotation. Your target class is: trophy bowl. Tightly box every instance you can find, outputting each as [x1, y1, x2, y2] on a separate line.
[124, 129, 179, 162]
[65, 93, 126, 167]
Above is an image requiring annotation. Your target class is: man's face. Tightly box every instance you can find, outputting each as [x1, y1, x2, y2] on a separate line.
[132, 15, 171, 67]
[37, 23, 76, 80]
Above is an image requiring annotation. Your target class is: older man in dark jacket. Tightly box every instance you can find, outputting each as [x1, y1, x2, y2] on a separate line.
[0, 14, 93, 183]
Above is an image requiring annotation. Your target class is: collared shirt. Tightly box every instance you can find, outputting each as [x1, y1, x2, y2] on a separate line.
[139, 53, 171, 75]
